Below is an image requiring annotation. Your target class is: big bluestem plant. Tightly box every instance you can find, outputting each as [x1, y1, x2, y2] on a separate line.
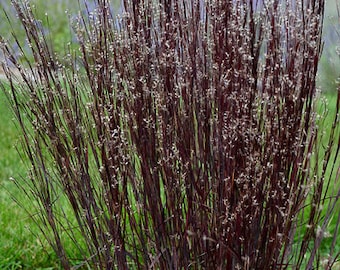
[1, 0, 339, 269]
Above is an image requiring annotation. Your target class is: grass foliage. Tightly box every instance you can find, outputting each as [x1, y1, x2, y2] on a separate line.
[0, 0, 340, 269]
[0, 90, 58, 269]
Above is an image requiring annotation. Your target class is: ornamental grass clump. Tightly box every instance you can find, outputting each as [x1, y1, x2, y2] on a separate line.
[1, 0, 339, 269]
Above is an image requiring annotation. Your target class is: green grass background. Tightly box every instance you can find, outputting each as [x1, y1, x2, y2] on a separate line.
[0, 89, 61, 269]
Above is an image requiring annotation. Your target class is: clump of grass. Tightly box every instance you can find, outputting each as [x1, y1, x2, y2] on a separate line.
[1, 0, 339, 269]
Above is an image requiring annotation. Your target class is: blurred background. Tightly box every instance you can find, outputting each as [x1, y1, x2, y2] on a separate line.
[320, 0, 340, 93]
[0, 0, 121, 69]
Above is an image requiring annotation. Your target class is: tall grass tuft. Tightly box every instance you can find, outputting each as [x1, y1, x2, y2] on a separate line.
[1, 0, 339, 269]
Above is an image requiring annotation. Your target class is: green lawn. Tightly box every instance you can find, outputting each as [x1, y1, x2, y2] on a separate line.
[0, 87, 339, 269]
[0, 89, 60, 269]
